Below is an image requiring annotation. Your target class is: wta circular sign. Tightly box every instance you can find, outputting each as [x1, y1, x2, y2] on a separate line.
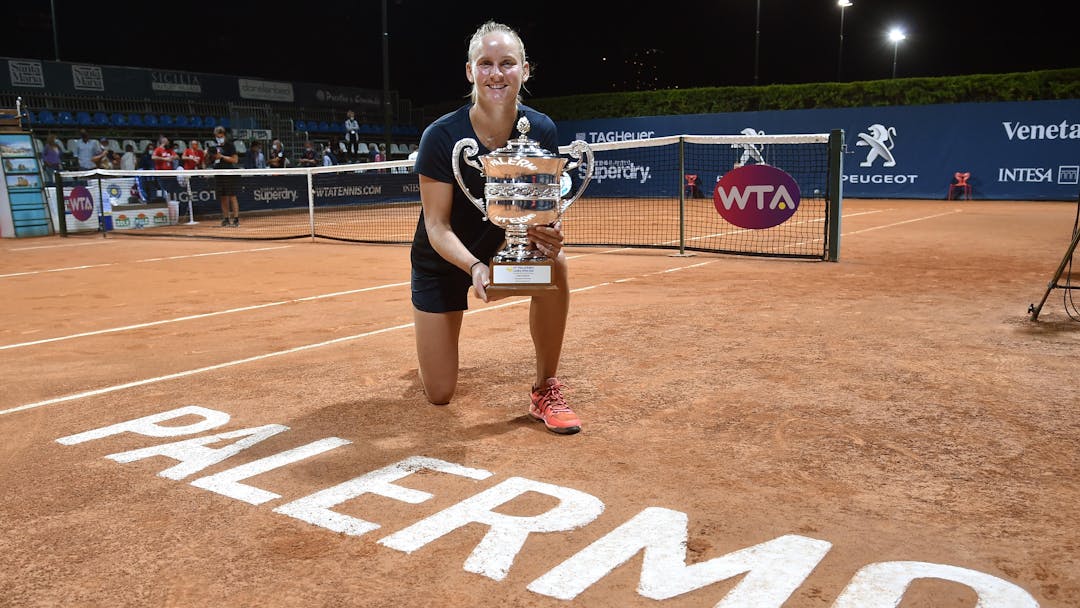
[713, 164, 801, 229]
[67, 186, 95, 222]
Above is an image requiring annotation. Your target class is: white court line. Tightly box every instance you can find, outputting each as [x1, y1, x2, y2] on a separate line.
[842, 210, 961, 235]
[0, 208, 952, 416]
[0, 282, 410, 351]
[0, 245, 292, 278]
[8, 240, 114, 251]
[0, 256, 723, 416]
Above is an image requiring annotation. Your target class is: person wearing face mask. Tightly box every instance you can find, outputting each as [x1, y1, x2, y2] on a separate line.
[208, 126, 240, 227]
[408, 20, 579, 435]
[297, 140, 318, 167]
[267, 138, 288, 169]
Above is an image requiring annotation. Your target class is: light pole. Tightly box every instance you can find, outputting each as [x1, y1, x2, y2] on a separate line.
[888, 27, 905, 79]
[753, 0, 761, 85]
[837, 0, 852, 81]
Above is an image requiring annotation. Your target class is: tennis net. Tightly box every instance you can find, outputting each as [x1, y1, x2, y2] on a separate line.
[53, 130, 842, 260]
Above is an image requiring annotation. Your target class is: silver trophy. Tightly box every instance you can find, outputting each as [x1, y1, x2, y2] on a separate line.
[452, 116, 594, 294]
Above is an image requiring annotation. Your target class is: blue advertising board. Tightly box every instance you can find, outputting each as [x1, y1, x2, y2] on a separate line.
[558, 99, 1079, 200]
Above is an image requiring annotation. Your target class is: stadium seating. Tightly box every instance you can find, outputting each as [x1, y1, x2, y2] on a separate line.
[158, 114, 174, 128]
[188, 115, 203, 129]
[142, 114, 158, 128]
[35, 110, 57, 126]
[75, 111, 92, 126]
[110, 112, 127, 127]
[294, 120, 308, 132]
[174, 115, 189, 128]
[92, 112, 110, 127]
[58, 111, 75, 126]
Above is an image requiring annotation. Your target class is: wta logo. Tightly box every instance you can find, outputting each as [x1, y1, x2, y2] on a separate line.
[67, 186, 95, 222]
[713, 165, 800, 229]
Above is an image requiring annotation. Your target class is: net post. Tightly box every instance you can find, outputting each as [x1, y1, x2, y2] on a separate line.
[55, 171, 67, 237]
[677, 136, 687, 255]
[826, 128, 844, 262]
[307, 169, 315, 242]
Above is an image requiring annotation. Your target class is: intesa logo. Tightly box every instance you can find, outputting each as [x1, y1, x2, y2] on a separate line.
[67, 186, 95, 222]
[713, 165, 800, 229]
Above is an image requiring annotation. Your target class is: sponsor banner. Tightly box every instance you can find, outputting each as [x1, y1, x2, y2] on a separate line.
[239, 78, 295, 103]
[297, 83, 386, 110]
[0, 56, 379, 106]
[169, 172, 420, 218]
[559, 99, 1080, 201]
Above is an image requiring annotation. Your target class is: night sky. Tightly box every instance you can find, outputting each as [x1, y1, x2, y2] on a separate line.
[4, 1, 1077, 108]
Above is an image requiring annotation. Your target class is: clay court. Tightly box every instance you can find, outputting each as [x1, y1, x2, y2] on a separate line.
[1, 198, 1077, 607]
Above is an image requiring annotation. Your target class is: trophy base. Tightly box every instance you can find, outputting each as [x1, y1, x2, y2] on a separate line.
[479, 258, 558, 299]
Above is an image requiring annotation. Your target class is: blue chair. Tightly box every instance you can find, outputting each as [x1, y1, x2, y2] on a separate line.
[92, 112, 110, 126]
[173, 115, 189, 128]
[318, 121, 330, 133]
[143, 114, 158, 128]
[294, 120, 308, 131]
[189, 116, 203, 129]
[36, 110, 57, 126]
[128, 113, 144, 128]
[219, 117, 230, 128]
[204, 116, 217, 129]
[328, 122, 342, 134]
[58, 111, 76, 126]
[75, 111, 92, 126]
[158, 114, 173, 128]
[110, 112, 128, 127]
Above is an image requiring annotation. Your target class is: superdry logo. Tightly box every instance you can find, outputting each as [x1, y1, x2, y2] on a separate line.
[587, 159, 651, 184]
[253, 188, 299, 203]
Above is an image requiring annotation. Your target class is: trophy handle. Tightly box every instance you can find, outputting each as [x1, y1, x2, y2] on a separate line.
[560, 140, 594, 214]
[452, 138, 487, 219]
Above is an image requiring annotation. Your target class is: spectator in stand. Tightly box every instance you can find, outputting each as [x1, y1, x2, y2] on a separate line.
[93, 137, 119, 169]
[120, 143, 137, 171]
[208, 125, 240, 227]
[267, 138, 288, 169]
[171, 142, 183, 169]
[73, 130, 102, 171]
[40, 139, 62, 184]
[322, 143, 337, 166]
[344, 110, 360, 162]
[297, 141, 318, 167]
[246, 141, 267, 169]
[135, 142, 156, 202]
[151, 135, 177, 201]
[182, 140, 205, 170]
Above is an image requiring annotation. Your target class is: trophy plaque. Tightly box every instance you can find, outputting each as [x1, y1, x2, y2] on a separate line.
[452, 116, 594, 297]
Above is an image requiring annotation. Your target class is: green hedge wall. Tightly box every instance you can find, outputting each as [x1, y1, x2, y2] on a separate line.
[514, 69, 1080, 122]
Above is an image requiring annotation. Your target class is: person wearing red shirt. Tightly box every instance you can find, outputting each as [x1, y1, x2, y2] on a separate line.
[151, 135, 176, 170]
[150, 135, 178, 201]
[181, 140, 206, 170]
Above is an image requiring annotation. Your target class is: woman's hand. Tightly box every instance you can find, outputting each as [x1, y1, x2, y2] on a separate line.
[527, 220, 564, 259]
[470, 261, 490, 303]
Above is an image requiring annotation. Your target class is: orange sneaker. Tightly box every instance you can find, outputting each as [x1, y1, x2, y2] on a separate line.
[529, 378, 581, 435]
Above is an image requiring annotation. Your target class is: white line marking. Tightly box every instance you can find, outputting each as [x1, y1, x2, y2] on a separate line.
[841, 210, 961, 235]
[0, 245, 293, 278]
[0, 282, 410, 351]
[8, 240, 114, 251]
[0, 258, 715, 416]
[0, 208, 949, 416]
